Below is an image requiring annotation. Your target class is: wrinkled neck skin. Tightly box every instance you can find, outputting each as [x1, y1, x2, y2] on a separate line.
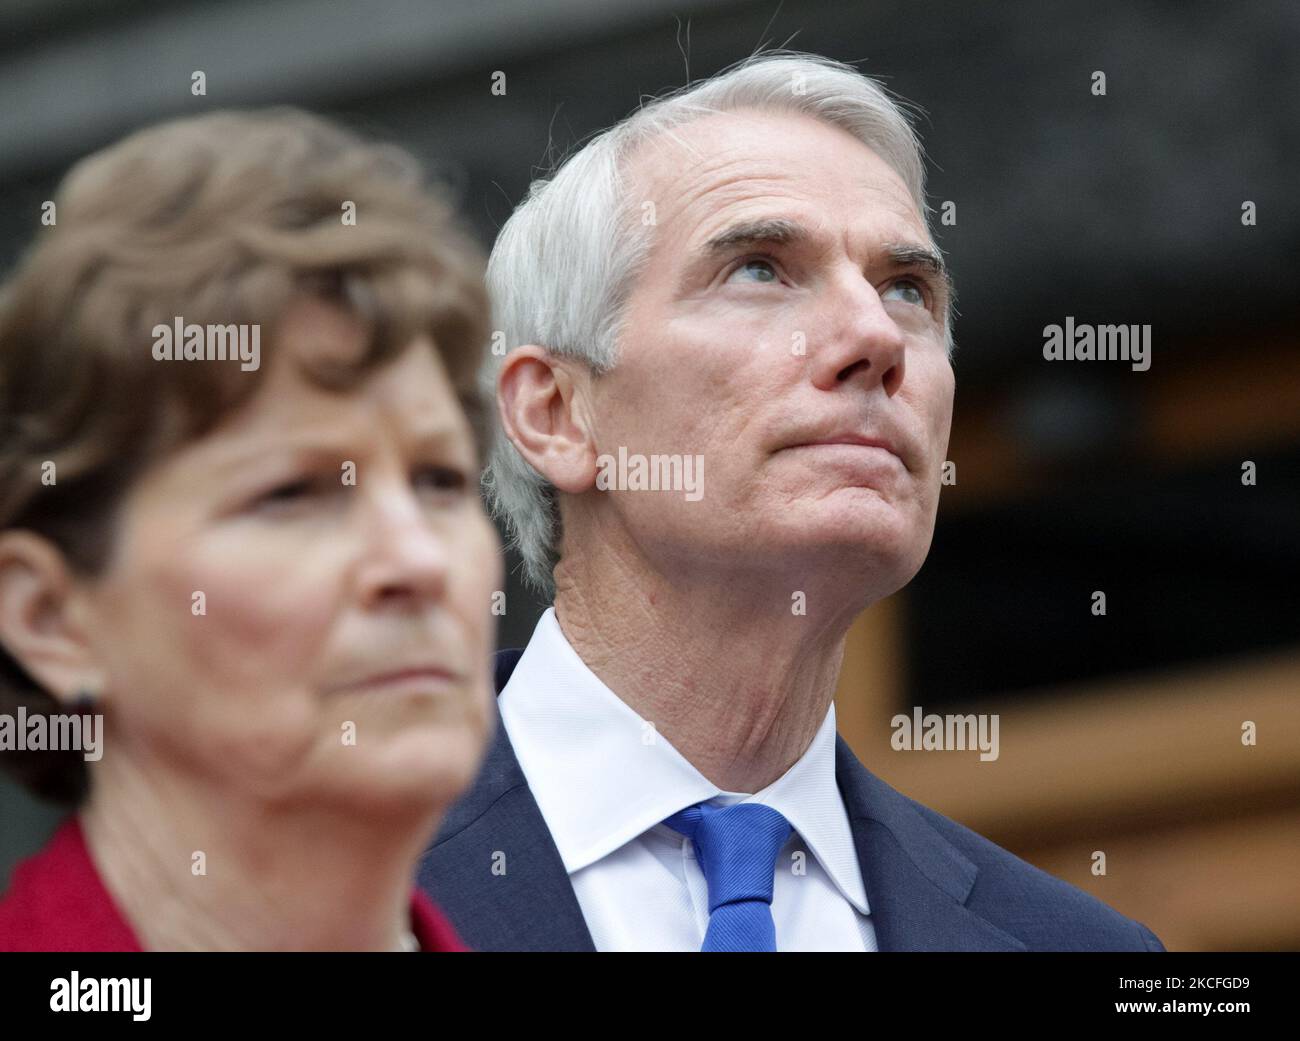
[552, 522, 877, 794]
[80, 746, 439, 951]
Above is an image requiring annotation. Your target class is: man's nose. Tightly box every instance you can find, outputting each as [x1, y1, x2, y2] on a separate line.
[353, 481, 450, 610]
[808, 271, 907, 395]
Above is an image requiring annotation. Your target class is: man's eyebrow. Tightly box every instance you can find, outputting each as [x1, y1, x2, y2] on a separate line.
[882, 242, 948, 280]
[693, 223, 954, 315]
[702, 224, 947, 282]
[883, 241, 954, 303]
[701, 217, 812, 256]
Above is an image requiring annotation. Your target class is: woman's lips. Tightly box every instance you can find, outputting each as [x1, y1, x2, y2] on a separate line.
[327, 667, 461, 696]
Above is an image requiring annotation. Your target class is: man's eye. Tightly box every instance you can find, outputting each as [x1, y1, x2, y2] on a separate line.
[726, 258, 780, 284]
[882, 278, 927, 307]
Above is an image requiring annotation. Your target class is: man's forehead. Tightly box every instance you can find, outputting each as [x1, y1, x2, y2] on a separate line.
[627, 110, 927, 252]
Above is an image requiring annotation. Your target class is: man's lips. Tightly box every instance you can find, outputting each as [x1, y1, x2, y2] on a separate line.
[784, 433, 907, 469]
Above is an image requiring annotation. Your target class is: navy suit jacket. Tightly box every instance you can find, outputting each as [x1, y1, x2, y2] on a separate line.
[418, 648, 1167, 952]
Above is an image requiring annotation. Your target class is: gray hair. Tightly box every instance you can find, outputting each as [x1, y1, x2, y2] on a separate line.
[484, 51, 949, 599]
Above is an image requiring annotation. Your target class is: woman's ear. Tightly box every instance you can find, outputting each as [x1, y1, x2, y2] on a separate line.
[496, 345, 598, 494]
[0, 531, 105, 705]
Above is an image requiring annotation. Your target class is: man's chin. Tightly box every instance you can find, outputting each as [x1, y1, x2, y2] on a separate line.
[751, 507, 929, 582]
[778, 496, 920, 546]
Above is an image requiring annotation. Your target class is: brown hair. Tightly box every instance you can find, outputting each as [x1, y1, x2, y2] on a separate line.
[0, 108, 491, 804]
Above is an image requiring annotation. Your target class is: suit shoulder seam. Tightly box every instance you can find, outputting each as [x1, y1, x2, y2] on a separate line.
[428, 781, 532, 849]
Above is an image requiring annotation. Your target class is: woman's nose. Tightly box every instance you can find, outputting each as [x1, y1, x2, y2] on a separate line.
[353, 484, 451, 610]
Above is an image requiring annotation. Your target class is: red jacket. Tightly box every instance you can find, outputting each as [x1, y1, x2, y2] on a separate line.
[0, 816, 467, 952]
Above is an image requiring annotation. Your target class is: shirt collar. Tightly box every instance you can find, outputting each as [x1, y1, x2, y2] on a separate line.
[498, 607, 870, 914]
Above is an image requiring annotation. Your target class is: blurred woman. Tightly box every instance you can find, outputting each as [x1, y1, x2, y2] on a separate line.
[0, 109, 502, 950]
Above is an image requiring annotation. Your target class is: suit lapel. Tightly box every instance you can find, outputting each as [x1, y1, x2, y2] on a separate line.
[424, 649, 1023, 951]
[835, 736, 1025, 951]
[417, 648, 596, 952]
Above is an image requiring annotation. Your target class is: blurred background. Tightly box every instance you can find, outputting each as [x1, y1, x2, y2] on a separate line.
[1, 0, 1296, 950]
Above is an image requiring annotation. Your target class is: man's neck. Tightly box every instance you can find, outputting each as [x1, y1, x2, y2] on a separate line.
[553, 551, 865, 793]
[80, 751, 435, 951]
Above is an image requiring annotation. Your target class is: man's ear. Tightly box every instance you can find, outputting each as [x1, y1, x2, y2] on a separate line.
[496, 345, 597, 493]
[0, 531, 105, 705]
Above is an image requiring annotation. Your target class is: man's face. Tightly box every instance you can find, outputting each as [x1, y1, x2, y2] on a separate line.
[581, 108, 955, 598]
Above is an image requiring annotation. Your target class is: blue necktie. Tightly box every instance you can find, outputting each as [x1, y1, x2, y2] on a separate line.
[663, 802, 792, 952]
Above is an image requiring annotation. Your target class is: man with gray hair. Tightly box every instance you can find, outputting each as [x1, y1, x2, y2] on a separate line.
[419, 52, 1165, 952]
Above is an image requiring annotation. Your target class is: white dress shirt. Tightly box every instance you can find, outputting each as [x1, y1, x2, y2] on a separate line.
[498, 607, 877, 952]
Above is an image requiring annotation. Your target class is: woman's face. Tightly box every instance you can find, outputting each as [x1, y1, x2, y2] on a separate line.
[79, 296, 502, 816]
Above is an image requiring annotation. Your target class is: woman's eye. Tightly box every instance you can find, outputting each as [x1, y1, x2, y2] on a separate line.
[882, 278, 927, 307]
[726, 258, 780, 284]
[256, 478, 314, 506]
[414, 465, 469, 494]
